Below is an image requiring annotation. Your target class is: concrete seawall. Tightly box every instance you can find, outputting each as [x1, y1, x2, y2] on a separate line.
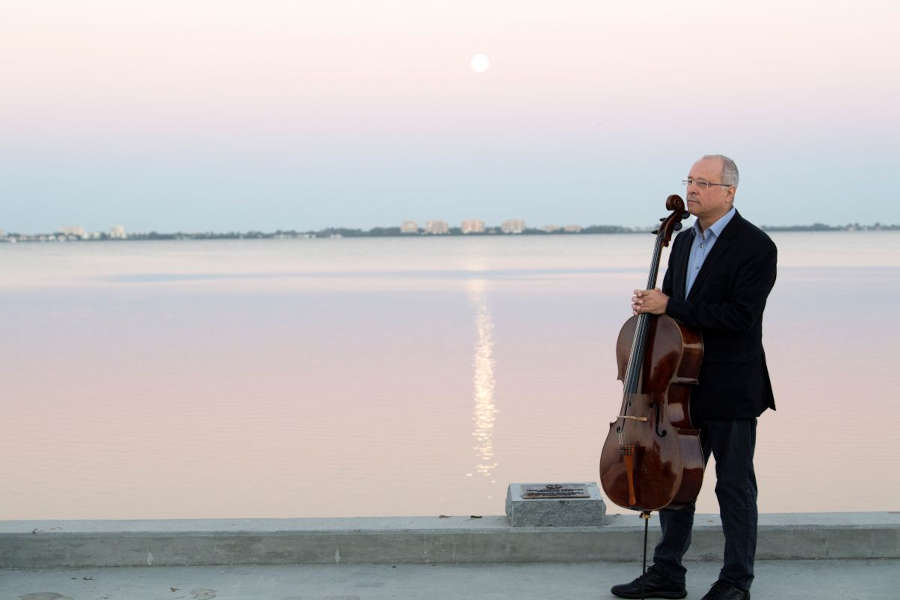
[1, 512, 897, 569]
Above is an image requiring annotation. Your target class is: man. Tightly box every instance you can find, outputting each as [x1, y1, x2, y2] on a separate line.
[611, 155, 777, 600]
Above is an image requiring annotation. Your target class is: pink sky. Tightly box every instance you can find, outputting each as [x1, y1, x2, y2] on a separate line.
[2, 0, 898, 231]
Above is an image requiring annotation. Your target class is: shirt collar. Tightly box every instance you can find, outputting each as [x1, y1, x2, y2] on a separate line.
[693, 206, 736, 239]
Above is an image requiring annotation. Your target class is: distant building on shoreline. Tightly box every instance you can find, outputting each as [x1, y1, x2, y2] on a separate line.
[501, 219, 525, 234]
[60, 225, 86, 239]
[564, 225, 583, 233]
[110, 225, 127, 239]
[400, 221, 419, 234]
[461, 219, 485, 234]
[425, 220, 449, 234]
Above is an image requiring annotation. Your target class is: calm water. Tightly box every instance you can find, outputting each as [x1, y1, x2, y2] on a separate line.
[1, 232, 898, 519]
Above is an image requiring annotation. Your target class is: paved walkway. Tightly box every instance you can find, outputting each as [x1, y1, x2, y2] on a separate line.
[2, 559, 897, 599]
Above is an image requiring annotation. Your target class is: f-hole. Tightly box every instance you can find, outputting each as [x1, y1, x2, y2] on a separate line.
[655, 402, 667, 438]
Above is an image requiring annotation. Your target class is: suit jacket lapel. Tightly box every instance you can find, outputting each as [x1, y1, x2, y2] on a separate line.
[686, 211, 741, 302]
[673, 231, 692, 301]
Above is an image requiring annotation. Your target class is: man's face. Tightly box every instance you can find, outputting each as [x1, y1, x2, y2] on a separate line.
[685, 158, 735, 223]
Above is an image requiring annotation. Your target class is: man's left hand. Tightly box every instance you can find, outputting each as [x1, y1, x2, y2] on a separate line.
[632, 288, 669, 315]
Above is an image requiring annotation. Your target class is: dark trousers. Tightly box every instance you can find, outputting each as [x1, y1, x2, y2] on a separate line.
[652, 419, 758, 591]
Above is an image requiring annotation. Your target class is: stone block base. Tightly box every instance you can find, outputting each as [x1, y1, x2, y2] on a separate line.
[505, 482, 607, 527]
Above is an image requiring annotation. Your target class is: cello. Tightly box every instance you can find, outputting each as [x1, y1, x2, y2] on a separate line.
[599, 195, 705, 514]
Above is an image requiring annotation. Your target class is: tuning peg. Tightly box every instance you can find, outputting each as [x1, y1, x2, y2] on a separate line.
[673, 222, 682, 231]
[659, 217, 666, 221]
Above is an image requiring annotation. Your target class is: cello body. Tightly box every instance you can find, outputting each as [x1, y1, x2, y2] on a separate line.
[599, 314, 704, 510]
[598, 195, 705, 513]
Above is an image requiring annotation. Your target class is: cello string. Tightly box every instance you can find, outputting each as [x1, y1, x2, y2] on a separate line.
[619, 230, 663, 448]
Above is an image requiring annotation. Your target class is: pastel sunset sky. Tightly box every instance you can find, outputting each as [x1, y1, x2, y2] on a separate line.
[2, 0, 898, 232]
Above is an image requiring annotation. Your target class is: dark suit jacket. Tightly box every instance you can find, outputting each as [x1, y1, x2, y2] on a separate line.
[662, 210, 777, 421]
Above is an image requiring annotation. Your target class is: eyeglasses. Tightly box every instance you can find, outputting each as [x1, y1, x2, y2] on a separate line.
[682, 178, 733, 190]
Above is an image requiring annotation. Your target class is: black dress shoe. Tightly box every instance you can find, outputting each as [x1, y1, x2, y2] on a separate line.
[610, 566, 687, 599]
[700, 580, 750, 600]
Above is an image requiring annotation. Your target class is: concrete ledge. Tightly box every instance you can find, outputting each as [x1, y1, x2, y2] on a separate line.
[1, 512, 897, 568]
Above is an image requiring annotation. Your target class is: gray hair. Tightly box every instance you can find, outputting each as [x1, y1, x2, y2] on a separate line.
[703, 154, 739, 187]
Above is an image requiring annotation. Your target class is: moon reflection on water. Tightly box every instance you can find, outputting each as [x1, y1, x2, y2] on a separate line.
[466, 279, 498, 483]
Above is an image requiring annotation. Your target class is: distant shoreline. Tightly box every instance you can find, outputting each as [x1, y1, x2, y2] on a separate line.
[2, 222, 897, 243]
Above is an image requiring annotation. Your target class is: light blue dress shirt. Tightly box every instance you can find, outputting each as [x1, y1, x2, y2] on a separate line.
[685, 207, 736, 297]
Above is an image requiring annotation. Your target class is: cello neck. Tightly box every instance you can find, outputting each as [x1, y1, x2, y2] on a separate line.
[645, 231, 664, 290]
[623, 232, 666, 394]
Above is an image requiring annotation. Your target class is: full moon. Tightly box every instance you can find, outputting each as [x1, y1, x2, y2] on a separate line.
[470, 53, 491, 73]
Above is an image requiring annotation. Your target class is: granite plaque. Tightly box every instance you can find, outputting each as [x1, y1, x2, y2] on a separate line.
[506, 482, 607, 527]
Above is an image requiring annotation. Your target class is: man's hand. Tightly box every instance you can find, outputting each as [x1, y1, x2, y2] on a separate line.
[632, 288, 669, 315]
